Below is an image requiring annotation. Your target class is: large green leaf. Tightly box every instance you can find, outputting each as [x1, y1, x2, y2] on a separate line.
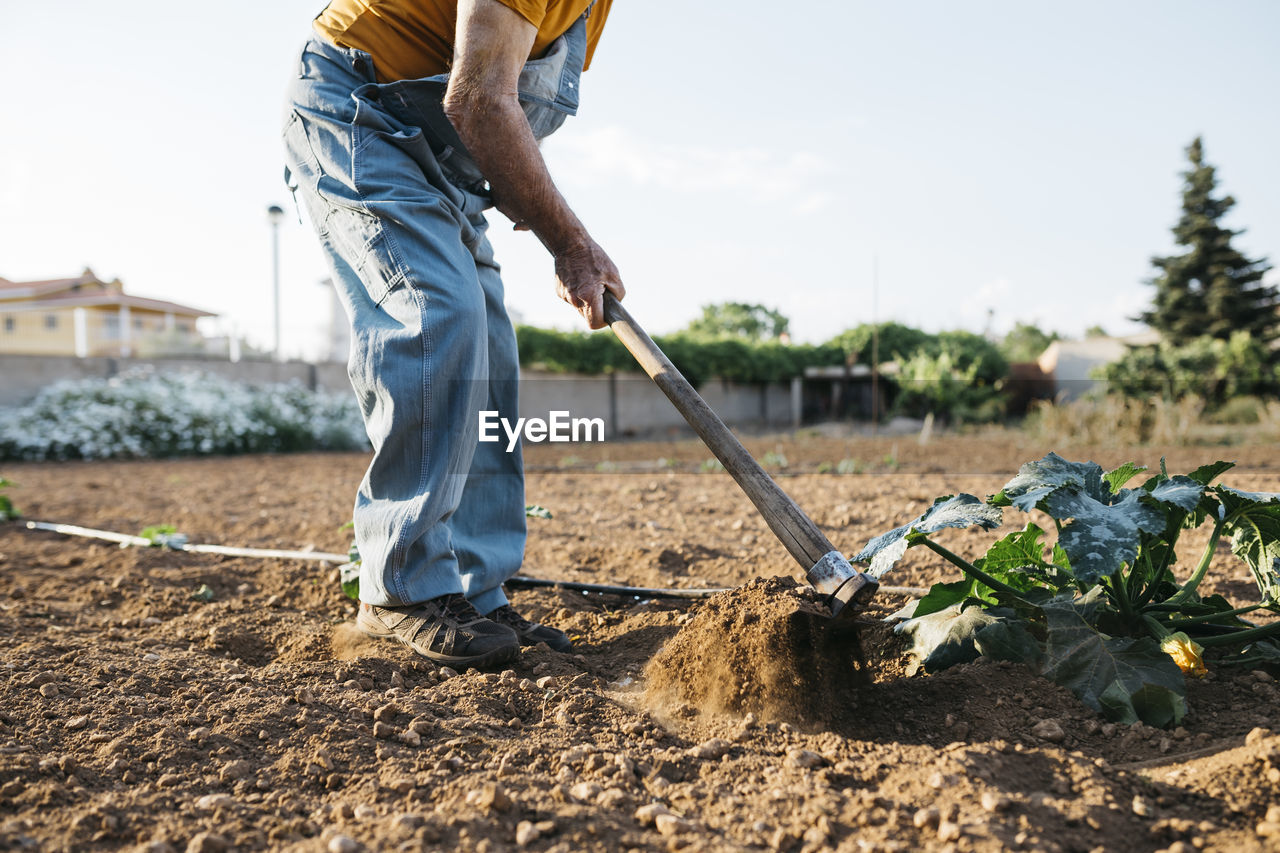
[976, 524, 1073, 591]
[1145, 476, 1205, 513]
[1047, 486, 1165, 583]
[1217, 486, 1280, 602]
[993, 453, 1109, 512]
[1104, 462, 1147, 494]
[1040, 592, 1186, 726]
[854, 494, 1002, 578]
[895, 603, 1036, 673]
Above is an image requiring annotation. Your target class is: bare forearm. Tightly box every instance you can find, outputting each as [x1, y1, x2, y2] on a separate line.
[443, 94, 587, 255]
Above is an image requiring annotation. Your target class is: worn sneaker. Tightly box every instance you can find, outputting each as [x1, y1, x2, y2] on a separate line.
[357, 594, 519, 669]
[486, 604, 573, 652]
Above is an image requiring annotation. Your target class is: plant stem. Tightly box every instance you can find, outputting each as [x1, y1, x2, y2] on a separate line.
[1166, 603, 1264, 627]
[1167, 520, 1224, 606]
[1196, 620, 1280, 648]
[1108, 572, 1136, 621]
[918, 538, 1022, 597]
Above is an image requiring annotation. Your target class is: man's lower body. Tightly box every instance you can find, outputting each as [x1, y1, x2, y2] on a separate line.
[282, 35, 569, 666]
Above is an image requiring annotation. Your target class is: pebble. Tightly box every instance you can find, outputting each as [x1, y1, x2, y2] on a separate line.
[937, 821, 962, 842]
[372, 722, 394, 740]
[142, 653, 162, 663]
[28, 671, 56, 687]
[1132, 795, 1155, 817]
[688, 738, 732, 760]
[194, 794, 235, 810]
[913, 808, 940, 829]
[1032, 719, 1066, 743]
[327, 835, 360, 853]
[466, 783, 512, 813]
[569, 781, 603, 802]
[536, 676, 557, 689]
[785, 748, 823, 769]
[1245, 727, 1271, 746]
[38, 684, 58, 699]
[1268, 806, 1280, 824]
[635, 803, 673, 826]
[373, 703, 401, 722]
[980, 791, 1009, 812]
[515, 820, 540, 847]
[398, 729, 422, 747]
[185, 832, 229, 853]
[65, 716, 89, 731]
[655, 814, 696, 836]
[1257, 821, 1280, 838]
[438, 667, 459, 680]
[220, 760, 252, 781]
[188, 727, 211, 743]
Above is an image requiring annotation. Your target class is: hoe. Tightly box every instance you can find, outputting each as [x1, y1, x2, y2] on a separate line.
[604, 293, 878, 617]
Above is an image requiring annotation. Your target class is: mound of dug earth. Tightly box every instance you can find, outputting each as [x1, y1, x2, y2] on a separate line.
[644, 576, 864, 724]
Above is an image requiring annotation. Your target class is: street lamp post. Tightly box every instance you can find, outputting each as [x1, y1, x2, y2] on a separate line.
[267, 204, 285, 361]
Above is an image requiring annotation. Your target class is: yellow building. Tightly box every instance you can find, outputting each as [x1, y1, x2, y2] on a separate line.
[0, 268, 215, 357]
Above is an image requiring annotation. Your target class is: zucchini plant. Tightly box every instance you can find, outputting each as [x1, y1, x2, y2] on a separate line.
[860, 453, 1280, 727]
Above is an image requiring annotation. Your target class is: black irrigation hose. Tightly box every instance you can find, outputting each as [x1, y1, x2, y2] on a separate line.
[21, 520, 928, 600]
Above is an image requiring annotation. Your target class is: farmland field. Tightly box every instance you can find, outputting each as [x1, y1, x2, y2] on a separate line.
[2, 431, 1279, 852]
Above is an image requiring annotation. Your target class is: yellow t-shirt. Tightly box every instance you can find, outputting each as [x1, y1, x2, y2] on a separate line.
[313, 0, 612, 83]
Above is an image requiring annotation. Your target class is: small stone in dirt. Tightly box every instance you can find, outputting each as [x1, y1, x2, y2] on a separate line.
[597, 788, 628, 809]
[65, 716, 89, 731]
[327, 835, 360, 853]
[188, 727, 211, 743]
[398, 729, 422, 747]
[515, 821, 540, 847]
[467, 783, 513, 813]
[220, 760, 252, 781]
[28, 671, 56, 687]
[655, 814, 696, 836]
[373, 703, 400, 721]
[1032, 719, 1066, 743]
[688, 738, 731, 760]
[635, 803, 673, 827]
[185, 832, 229, 853]
[38, 683, 58, 699]
[786, 748, 823, 769]
[980, 791, 1009, 812]
[937, 821, 962, 842]
[195, 794, 235, 810]
[1245, 727, 1271, 746]
[570, 781, 603, 803]
[1132, 795, 1155, 817]
[536, 676, 557, 689]
[913, 808, 940, 829]
[1256, 821, 1280, 838]
[439, 667, 459, 680]
[143, 653, 162, 663]
[372, 722, 394, 739]
[391, 813, 421, 835]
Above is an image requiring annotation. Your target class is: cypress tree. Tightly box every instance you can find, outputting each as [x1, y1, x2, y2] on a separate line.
[1139, 137, 1276, 347]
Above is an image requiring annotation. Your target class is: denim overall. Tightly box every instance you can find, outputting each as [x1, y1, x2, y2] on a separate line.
[282, 9, 590, 613]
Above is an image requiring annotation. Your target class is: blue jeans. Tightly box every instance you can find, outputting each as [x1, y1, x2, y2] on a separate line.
[282, 36, 528, 614]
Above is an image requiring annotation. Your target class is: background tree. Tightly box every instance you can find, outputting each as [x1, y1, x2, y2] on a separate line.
[685, 302, 790, 340]
[999, 322, 1060, 363]
[1139, 137, 1276, 347]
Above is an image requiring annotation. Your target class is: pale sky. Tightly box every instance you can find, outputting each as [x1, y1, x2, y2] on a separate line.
[3, 1, 1277, 360]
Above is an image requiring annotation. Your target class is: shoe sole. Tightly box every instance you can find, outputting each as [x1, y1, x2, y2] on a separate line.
[356, 613, 519, 670]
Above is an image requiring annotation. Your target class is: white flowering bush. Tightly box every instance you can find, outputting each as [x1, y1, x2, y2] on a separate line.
[0, 369, 369, 460]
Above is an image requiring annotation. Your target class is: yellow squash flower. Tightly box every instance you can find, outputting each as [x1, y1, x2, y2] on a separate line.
[1161, 632, 1207, 678]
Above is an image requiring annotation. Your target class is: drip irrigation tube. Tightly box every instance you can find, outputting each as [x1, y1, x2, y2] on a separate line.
[21, 520, 928, 600]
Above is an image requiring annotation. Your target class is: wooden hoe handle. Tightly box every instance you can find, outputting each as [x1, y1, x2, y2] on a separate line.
[603, 293, 838, 572]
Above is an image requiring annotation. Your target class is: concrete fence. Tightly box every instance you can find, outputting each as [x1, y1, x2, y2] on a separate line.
[0, 354, 799, 435]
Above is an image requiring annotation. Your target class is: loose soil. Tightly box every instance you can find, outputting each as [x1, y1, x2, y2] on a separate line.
[2, 431, 1279, 853]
